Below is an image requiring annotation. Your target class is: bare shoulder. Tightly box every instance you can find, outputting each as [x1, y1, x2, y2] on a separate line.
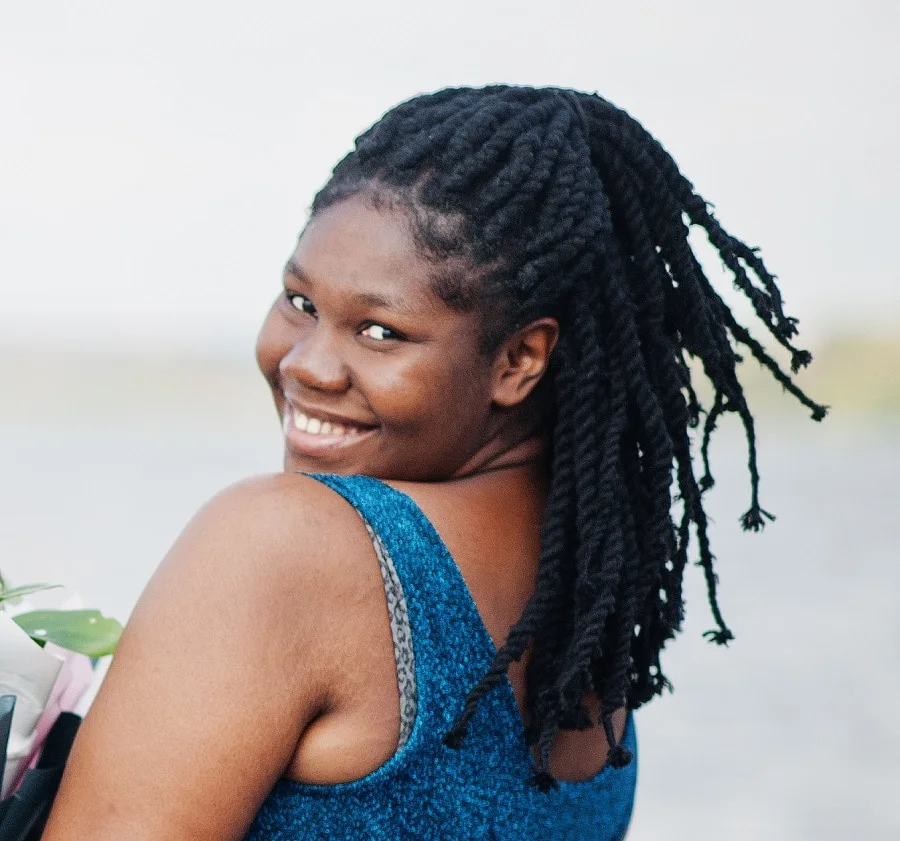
[41, 472, 382, 841]
[125, 470, 382, 698]
[133, 469, 383, 683]
[116, 470, 385, 732]
[189, 471, 362, 545]
[166, 471, 374, 597]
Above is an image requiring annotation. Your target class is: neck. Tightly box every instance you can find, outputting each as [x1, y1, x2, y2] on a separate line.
[449, 409, 549, 480]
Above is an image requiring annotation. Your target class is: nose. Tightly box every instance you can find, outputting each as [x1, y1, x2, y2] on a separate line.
[278, 323, 351, 393]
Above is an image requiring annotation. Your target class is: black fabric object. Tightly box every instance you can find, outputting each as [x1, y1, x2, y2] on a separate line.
[0, 767, 63, 841]
[35, 714, 80, 772]
[0, 713, 81, 841]
[0, 696, 15, 796]
[0, 695, 16, 825]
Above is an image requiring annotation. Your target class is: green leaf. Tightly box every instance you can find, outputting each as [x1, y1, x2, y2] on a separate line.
[0, 583, 63, 604]
[13, 609, 123, 657]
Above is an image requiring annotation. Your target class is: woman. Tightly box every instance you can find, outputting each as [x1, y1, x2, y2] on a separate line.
[41, 86, 825, 840]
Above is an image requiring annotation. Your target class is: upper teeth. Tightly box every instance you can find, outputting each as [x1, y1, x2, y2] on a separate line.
[292, 409, 351, 437]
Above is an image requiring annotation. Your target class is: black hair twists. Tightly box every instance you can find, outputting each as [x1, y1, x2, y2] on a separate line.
[311, 85, 827, 787]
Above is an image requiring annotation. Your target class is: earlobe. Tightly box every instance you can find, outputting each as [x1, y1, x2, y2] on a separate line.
[491, 318, 560, 408]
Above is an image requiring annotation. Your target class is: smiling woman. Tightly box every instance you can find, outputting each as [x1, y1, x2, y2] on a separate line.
[40, 86, 824, 841]
[256, 194, 547, 480]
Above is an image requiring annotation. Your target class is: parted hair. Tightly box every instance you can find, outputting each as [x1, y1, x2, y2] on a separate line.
[311, 86, 827, 789]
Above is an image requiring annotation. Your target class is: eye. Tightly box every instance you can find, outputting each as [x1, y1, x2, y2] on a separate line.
[360, 323, 401, 341]
[286, 292, 316, 316]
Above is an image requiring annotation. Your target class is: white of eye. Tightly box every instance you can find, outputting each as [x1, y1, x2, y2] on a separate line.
[288, 292, 316, 315]
[362, 324, 392, 341]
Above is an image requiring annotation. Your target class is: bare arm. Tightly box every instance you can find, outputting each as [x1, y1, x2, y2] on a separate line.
[41, 474, 342, 841]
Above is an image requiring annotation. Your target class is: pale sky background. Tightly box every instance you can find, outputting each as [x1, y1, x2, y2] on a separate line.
[1, 0, 898, 355]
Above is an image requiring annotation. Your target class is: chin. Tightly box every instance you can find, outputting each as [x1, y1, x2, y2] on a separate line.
[283, 450, 359, 477]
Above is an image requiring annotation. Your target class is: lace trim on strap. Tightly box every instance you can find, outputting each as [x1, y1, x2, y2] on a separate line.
[363, 521, 417, 748]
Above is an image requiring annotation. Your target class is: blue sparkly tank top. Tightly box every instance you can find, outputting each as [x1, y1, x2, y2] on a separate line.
[245, 474, 637, 840]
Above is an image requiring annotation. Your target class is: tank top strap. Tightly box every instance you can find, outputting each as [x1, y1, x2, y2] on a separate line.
[303, 472, 522, 743]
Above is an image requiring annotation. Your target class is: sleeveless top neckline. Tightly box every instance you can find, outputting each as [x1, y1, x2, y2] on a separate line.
[245, 473, 637, 841]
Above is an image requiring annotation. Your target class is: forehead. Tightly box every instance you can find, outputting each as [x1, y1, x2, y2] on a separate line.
[289, 195, 448, 315]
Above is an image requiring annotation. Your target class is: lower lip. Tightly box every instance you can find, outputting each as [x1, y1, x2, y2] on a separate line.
[282, 412, 379, 458]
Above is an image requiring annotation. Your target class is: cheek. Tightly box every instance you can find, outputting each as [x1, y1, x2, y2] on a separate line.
[256, 304, 288, 386]
[368, 352, 492, 438]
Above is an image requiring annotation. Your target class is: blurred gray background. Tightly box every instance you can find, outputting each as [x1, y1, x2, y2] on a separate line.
[2, 2, 898, 838]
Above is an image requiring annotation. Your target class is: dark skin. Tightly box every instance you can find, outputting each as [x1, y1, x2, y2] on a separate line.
[42, 195, 625, 841]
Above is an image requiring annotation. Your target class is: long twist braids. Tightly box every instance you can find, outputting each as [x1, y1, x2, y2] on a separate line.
[310, 85, 827, 788]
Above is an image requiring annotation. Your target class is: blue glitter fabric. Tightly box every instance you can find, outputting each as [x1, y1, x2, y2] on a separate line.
[245, 474, 637, 840]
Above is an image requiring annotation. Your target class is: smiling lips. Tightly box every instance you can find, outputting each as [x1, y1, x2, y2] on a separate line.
[282, 405, 378, 455]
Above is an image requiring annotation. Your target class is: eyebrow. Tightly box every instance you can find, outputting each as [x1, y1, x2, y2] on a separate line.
[284, 258, 419, 316]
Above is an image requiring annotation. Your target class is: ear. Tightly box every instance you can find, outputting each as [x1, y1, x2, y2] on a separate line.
[491, 318, 560, 408]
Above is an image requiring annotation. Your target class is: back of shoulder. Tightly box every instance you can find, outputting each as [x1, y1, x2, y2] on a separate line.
[166, 472, 377, 618]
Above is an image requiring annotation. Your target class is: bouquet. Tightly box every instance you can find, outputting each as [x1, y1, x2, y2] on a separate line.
[0, 572, 122, 840]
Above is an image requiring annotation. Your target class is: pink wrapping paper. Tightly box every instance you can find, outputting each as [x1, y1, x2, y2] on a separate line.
[7, 643, 94, 793]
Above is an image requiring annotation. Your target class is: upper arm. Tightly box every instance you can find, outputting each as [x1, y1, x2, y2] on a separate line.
[42, 474, 348, 841]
